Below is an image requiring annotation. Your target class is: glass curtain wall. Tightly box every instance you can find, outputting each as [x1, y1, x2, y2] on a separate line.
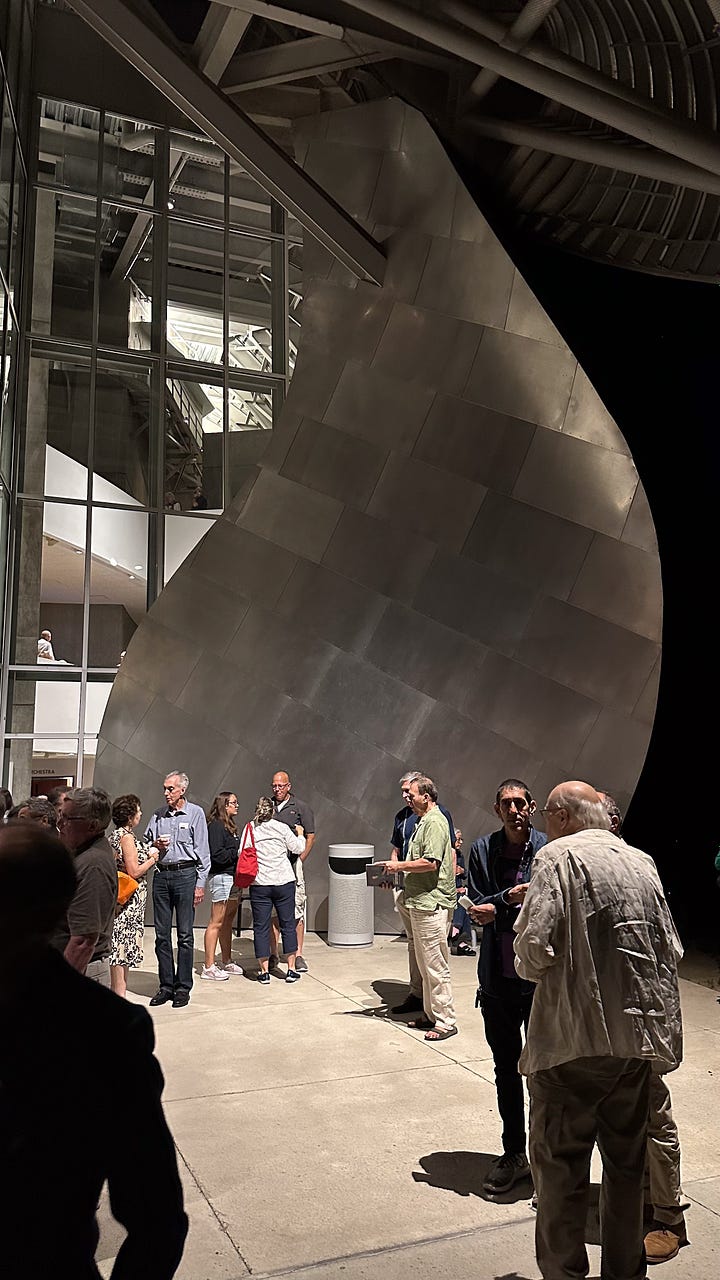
[2, 89, 302, 796]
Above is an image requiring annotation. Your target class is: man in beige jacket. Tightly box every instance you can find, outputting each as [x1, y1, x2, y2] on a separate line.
[514, 781, 683, 1280]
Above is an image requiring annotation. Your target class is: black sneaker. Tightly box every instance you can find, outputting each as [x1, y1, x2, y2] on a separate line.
[172, 992, 190, 1008]
[149, 989, 173, 1007]
[391, 993, 424, 1014]
[483, 1153, 532, 1195]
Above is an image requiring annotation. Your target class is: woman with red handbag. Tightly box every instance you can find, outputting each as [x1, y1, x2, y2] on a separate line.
[245, 796, 305, 984]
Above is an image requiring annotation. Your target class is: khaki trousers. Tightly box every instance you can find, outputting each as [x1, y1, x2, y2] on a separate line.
[396, 895, 423, 999]
[529, 1055, 650, 1280]
[404, 905, 457, 1031]
[647, 1073, 684, 1226]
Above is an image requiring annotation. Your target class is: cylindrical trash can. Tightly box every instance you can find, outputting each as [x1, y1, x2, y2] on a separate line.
[327, 844, 375, 946]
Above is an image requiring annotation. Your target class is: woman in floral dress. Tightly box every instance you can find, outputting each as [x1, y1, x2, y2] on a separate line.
[109, 793, 161, 997]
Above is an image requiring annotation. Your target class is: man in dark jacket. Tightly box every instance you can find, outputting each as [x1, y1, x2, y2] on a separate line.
[0, 823, 188, 1279]
[467, 777, 546, 1196]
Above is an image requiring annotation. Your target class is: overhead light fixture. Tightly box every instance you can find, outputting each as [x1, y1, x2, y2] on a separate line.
[133, 564, 142, 571]
[109, 557, 118, 567]
[167, 198, 175, 210]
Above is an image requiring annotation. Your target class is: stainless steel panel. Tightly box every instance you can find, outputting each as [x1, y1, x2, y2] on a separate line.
[371, 301, 482, 397]
[176, 653, 290, 756]
[363, 600, 488, 711]
[569, 534, 663, 642]
[563, 367, 631, 455]
[262, 698, 389, 816]
[280, 417, 388, 509]
[505, 270, 568, 349]
[571, 707, 653, 809]
[99, 672, 155, 754]
[366, 453, 486, 553]
[512, 428, 639, 539]
[224, 604, 341, 704]
[115, 619, 202, 703]
[278, 346, 346, 421]
[150, 568, 251, 658]
[463, 650, 601, 761]
[633, 656, 661, 726]
[415, 235, 515, 328]
[236, 468, 343, 564]
[323, 507, 436, 605]
[275, 560, 388, 655]
[323, 359, 434, 454]
[125, 696, 239, 801]
[304, 141, 384, 223]
[414, 551, 539, 655]
[515, 596, 660, 714]
[379, 228, 431, 303]
[300, 280, 393, 364]
[465, 328, 577, 430]
[312, 650, 434, 759]
[406, 702, 535, 811]
[370, 150, 457, 237]
[93, 740, 167, 811]
[326, 98, 405, 151]
[414, 396, 535, 493]
[622, 483, 658, 554]
[463, 490, 594, 600]
[191, 524, 297, 611]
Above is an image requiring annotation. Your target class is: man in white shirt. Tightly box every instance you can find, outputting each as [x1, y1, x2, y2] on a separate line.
[37, 630, 55, 660]
[514, 780, 682, 1280]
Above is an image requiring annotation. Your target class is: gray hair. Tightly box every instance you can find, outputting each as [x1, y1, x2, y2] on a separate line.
[399, 770, 422, 786]
[554, 787, 611, 832]
[66, 787, 112, 829]
[597, 789, 623, 834]
[165, 771, 189, 790]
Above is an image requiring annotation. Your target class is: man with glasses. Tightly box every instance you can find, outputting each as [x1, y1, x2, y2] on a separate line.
[146, 771, 210, 1008]
[54, 786, 117, 987]
[466, 778, 546, 1195]
[597, 790, 689, 1266]
[268, 771, 315, 973]
[515, 781, 682, 1280]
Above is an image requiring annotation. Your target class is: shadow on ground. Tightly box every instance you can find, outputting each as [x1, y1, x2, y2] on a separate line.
[413, 1151, 534, 1205]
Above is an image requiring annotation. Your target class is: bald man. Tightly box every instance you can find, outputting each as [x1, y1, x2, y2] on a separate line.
[514, 781, 683, 1280]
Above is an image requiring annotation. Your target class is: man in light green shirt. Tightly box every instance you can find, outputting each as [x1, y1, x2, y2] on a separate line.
[385, 776, 458, 1040]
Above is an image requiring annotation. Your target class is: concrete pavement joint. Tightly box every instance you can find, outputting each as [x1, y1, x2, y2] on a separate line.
[164, 1058, 454, 1106]
[244, 1211, 538, 1279]
[175, 1146, 252, 1275]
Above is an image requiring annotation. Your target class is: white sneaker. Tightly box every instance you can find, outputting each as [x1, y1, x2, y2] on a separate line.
[201, 964, 230, 981]
[221, 961, 244, 976]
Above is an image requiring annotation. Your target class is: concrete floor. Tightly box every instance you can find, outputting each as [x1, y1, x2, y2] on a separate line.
[98, 933, 720, 1280]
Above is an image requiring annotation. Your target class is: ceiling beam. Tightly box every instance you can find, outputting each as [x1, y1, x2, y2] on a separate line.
[195, 4, 253, 83]
[203, 0, 344, 40]
[341, 0, 720, 181]
[221, 32, 392, 92]
[68, 0, 386, 283]
[466, 116, 720, 196]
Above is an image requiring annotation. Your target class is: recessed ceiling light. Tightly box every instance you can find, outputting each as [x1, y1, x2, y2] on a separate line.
[109, 557, 118, 566]
[133, 565, 142, 571]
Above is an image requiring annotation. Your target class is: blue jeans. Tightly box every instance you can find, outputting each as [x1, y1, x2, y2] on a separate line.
[153, 867, 197, 994]
[249, 881, 297, 958]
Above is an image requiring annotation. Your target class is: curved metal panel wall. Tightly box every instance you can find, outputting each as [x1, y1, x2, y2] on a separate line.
[95, 99, 661, 931]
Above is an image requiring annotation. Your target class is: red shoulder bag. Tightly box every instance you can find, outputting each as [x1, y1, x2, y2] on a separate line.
[234, 822, 258, 888]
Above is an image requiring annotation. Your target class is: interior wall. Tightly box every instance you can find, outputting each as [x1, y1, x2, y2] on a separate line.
[95, 99, 662, 933]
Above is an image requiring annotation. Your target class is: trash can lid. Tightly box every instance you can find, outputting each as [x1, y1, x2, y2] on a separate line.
[327, 844, 375, 859]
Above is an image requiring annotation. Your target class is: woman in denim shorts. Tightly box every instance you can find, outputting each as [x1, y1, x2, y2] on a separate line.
[202, 793, 243, 980]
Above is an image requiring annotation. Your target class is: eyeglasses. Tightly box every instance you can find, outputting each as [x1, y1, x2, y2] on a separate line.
[271, 783, 289, 791]
[499, 797, 529, 812]
[57, 814, 89, 824]
[539, 805, 566, 816]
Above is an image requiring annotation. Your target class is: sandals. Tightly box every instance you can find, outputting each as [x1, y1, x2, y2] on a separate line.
[408, 1017, 435, 1030]
[424, 1026, 459, 1041]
